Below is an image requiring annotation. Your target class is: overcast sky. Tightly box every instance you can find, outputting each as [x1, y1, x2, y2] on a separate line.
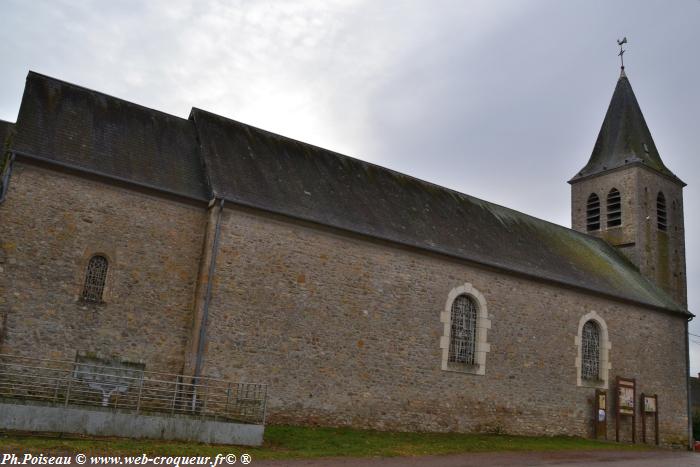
[1, 0, 699, 372]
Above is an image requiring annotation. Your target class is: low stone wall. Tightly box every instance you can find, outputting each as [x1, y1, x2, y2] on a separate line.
[0, 401, 264, 446]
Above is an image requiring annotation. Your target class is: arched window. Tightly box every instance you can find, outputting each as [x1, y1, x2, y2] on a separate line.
[441, 283, 490, 375]
[586, 193, 600, 231]
[82, 255, 108, 302]
[581, 320, 600, 381]
[575, 311, 610, 388]
[448, 295, 477, 365]
[657, 192, 667, 231]
[606, 188, 621, 227]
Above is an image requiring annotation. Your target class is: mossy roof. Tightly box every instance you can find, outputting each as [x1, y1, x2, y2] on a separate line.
[0, 119, 14, 149]
[8, 72, 687, 314]
[12, 72, 209, 200]
[191, 108, 685, 314]
[571, 69, 683, 185]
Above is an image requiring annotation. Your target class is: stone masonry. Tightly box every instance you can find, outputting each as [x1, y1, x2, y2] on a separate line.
[198, 205, 688, 444]
[0, 162, 690, 445]
[571, 165, 687, 308]
[0, 69, 691, 447]
[0, 163, 205, 371]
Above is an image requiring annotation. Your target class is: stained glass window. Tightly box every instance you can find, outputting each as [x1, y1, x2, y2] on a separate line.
[448, 295, 477, 365]
[581, 320, 600, 380]
[82, 255, 108, 302]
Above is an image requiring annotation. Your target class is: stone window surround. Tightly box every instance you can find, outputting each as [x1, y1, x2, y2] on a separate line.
[76, 246, 117, 304]
[574, 310, 611, 388]
[440, 283, 491, 375]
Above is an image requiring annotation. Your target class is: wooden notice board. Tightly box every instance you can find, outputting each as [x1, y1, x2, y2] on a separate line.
[594, 389, 607, 440]
[615, 377, 636, 443]
[640, 393, 659, 445]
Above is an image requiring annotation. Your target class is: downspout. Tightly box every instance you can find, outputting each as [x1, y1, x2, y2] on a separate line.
[0, 153, 15, 204]
[687, 315, 694, 450]
[193, 198, 225, 382]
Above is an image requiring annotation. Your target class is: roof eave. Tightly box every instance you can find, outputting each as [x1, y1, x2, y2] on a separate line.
[568, 161, 686, 187]
[218, 192, 689, 317]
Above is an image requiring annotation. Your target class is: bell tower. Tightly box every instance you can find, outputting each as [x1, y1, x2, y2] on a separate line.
[569, 66, 687, 308]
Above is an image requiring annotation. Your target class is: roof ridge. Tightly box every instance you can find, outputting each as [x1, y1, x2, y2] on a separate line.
[12, 74, 685, 314]
[27, 71, 190, 123]
[191, 107, 600, 242]
[15, 71, 210, 200]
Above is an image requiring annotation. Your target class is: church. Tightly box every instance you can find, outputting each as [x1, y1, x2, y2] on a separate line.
[0, 65, 690, 445]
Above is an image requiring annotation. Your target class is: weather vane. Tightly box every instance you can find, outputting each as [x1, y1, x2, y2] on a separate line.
[617, 37, 627, 69]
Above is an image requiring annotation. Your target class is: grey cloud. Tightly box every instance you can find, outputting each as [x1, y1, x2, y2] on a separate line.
[1, 0, 699, 370]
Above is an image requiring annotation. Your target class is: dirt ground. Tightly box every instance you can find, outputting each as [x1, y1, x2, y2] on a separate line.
[252, 449, 700, 467]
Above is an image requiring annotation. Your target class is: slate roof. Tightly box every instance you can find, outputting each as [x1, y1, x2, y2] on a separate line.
[571, 68, 684, 185]
[6, 71, 687, 314]
[191, 108, 684, 314]
[12, 72, 209, 200]
[0, 119, 14, 149]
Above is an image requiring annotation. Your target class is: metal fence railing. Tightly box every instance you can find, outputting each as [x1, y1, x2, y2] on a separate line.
[0, 354, 267, 425]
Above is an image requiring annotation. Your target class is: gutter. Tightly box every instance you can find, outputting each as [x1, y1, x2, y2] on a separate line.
[192, 198, 225, 382]
[8, 150, 686, 318]
[10, 149, 208, 204]
[568, 161, 687, 188]
[217, 195, 690, 318]
[688, 315, 694, 450]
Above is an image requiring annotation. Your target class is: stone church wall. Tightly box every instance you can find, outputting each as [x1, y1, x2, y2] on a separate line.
[636, 168, 687, 308]
[203, 205, 688, 445]
[0, 164, 689, 445]
[0, 163, 205, 372]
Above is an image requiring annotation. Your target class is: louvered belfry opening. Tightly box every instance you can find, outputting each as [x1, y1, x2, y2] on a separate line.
[657, 192, 667, 231]
[606, 188, 622, 228]
[448, 295, 477, 366]
[82, 255, 108, 303]
[586, 193, 601, 231]
[581, 320, 600, 381]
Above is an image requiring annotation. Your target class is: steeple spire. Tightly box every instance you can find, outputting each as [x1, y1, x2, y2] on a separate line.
[570, 59, 687, 309]
[570, 67, 684, 186]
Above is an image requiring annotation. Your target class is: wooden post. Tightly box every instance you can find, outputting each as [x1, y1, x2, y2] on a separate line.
[595, 389, 607, 440]
[640, 393, 659, 445]
[632, 380, 636, 444]
[654, 395, 659, 446]
[615, 377, 620, 442]
[641, 392, 647, 443]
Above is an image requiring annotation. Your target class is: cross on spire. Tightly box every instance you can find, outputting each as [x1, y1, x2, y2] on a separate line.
[617, 37, 627, 69]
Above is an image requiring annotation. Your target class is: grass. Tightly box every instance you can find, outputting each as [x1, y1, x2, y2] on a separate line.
[0, 425, 651, 461]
